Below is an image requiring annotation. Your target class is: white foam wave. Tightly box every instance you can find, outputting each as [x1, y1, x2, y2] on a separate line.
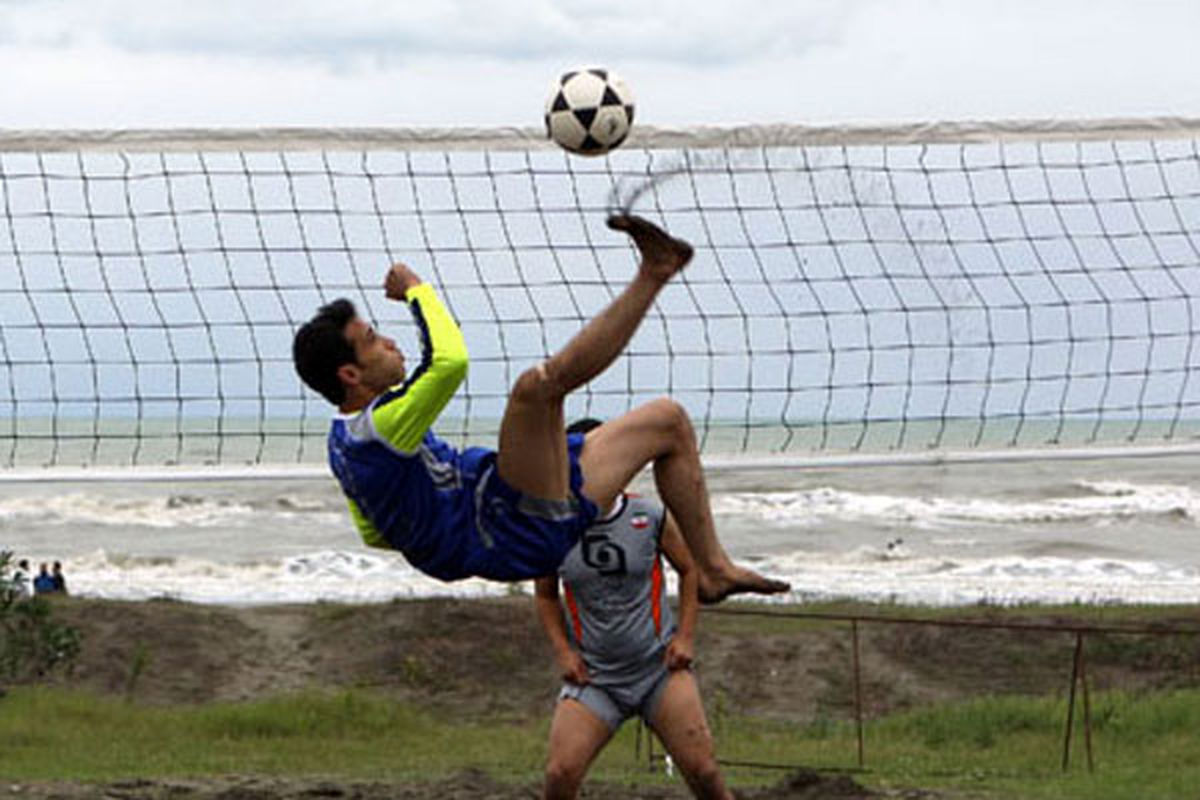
[52, 546, 1200, 607]
[750, 547, 1200, 606]
[61, 549, 513, 605]
[709, 480, 1200, 528]
[0, 492, 343, 529]
[4, 480, 1195, 536]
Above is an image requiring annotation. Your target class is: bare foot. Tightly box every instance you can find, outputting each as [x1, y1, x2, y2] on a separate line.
[607, 214, 694, 282]
[698, 566, 791, 605]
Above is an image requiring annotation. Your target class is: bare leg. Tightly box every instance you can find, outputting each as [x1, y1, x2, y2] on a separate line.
[536, 217, 693, 398]
[649, 671, 732, 800]
[498, 215, 693, 500]
[495, 215, 786, 600]
[578, 399, 790, 603]
[543, 699, 613, 800]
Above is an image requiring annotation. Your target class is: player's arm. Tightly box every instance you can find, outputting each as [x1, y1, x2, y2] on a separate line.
[659, 512, 697, 671]
[534, 576, 589, 684]
[371, 264, 469, 453]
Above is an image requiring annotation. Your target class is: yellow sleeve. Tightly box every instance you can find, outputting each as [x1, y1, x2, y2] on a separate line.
[370, 283, 468, 453]
[347, 497, 389, 549]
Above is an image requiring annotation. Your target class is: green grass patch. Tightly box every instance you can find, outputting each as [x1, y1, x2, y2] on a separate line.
[4, 685, 1200, 797]
[710, 689, 1200, 799]
[1, 689, 540, 782]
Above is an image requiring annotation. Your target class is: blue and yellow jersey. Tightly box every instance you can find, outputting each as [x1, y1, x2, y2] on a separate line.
[326, 283, 489, 580]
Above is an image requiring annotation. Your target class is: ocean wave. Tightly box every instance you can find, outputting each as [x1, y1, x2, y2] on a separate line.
[0, 491, 344, 529]
[708, 480, 1200, 528]
[59, 549, 512, 605]
[4, 479, 1197, 534]
[49, 547, 1200, 607]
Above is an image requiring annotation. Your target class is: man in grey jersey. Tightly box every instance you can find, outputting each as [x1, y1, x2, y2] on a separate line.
[533, 419, 731, 800]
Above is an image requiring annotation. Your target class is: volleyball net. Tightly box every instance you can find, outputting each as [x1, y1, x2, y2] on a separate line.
[1, 119, 1199, 477]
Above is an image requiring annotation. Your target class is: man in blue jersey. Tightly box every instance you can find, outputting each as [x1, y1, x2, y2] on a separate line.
[535, 419, 731, 800]
[293, 214, 787, 601]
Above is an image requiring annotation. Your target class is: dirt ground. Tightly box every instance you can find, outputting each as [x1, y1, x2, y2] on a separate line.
[0, 768, 889, 799]
[35, 597, 1200, 716]
[5, 596, 1200, 798]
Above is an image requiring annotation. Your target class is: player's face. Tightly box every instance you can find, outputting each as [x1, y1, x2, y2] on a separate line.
[345, 317, 406, 391]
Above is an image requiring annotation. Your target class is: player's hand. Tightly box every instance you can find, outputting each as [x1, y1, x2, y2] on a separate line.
[664, 635, 694, 671]
[384, 262, 422, 300]
[557, 649, 590, 685]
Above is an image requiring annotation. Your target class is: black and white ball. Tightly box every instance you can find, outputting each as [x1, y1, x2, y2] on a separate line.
[544, 68, 635, 156]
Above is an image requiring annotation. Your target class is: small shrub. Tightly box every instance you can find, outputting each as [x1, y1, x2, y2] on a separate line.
[0, 551, 82, 682]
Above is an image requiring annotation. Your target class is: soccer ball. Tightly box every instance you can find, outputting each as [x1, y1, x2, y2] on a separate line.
[544, 68, 635, 156]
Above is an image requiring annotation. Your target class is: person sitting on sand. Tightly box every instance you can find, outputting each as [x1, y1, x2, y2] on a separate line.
[534, 419, 732, 800]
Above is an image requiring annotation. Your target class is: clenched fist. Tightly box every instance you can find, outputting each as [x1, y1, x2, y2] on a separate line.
[384, 263, 423, 300]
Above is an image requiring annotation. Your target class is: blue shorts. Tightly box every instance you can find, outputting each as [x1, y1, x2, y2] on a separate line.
[467, 433, 599, 581]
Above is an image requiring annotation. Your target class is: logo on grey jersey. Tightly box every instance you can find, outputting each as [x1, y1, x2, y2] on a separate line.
[581, 531, 627, 576]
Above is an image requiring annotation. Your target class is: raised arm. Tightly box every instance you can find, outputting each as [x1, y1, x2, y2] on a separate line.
[534, 576, 590, 685]
[370, 265, 469, 452]
[659, 512, 698, 671]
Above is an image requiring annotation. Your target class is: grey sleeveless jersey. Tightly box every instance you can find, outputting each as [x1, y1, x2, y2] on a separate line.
[558, 493, 675, 684]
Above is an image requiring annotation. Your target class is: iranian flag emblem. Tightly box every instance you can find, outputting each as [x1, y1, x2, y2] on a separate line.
[630, 512, 651, 530]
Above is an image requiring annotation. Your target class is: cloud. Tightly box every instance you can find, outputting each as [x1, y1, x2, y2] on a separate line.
[0, 0, 1197, 128]
[0, 0, 851, 66]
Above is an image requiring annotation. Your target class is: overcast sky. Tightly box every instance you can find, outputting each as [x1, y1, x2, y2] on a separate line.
[1, 0, 1197, 130]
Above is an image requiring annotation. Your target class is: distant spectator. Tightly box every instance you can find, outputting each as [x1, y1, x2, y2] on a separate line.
[33, 563, 56, 595]
[51, 561, 68, 595]
[14, 559, 33, 599]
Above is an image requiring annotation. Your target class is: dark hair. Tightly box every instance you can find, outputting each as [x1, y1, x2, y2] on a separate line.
[293, 299, 358, 405]
[566, 418, 604, 436]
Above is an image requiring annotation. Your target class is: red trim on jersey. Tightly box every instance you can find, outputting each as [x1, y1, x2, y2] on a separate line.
[563, 583, 584, 644]
[650, 555, 664, 636]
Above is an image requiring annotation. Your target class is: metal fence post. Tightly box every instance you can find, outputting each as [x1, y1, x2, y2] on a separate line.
[1080, 634, 1094, 773]
[1062, 631, 1084, 772]
[852, 618, 865, 768]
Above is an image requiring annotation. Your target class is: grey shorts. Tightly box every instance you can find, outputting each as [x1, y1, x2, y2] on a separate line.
[558, 660, 672, 732]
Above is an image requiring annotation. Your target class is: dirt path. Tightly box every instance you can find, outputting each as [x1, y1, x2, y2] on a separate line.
[223, 605, 321, 701]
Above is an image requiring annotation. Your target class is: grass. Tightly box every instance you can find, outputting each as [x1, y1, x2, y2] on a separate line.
[859, 690, 1200, 798]
[4, 686, 1200, 797]
[1, 689, 545, 782]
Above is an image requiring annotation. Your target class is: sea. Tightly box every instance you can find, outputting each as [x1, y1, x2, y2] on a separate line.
[4, 447, 1200, 608]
